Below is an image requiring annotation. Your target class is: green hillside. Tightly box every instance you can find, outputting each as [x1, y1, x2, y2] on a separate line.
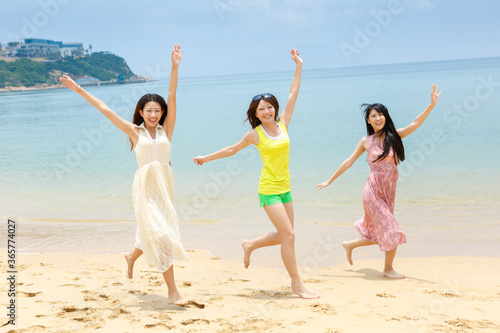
[0, 52, 135, 88]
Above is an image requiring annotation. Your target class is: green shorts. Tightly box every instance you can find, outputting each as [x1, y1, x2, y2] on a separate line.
[258, 191, 293, 208]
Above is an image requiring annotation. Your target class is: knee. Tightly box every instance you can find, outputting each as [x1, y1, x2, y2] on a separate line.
[280, 230, 295, 244]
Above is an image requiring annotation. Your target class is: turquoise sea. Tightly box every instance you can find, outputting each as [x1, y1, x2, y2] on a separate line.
[1, 57, 499, 267]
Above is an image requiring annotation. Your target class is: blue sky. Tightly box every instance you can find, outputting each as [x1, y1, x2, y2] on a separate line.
[1, 0, 499, 78]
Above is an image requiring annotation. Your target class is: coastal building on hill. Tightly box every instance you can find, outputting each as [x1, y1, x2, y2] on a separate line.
[6, 38, 84, 59]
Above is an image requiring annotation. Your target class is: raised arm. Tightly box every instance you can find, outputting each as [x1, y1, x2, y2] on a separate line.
[59, 75, 138, 143]
[164, 43, 183, 142]
[278, 49, 303, 130]
[397, 84, 442, 139]
[193, 130, 259, 165]
[315, 137, 367, 190]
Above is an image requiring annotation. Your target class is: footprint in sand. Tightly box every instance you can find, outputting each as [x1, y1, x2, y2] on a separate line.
[376, 293, 396, 298]
[279, 303, 298, 310]
[98, 293, 110, 299]
[181, 318, 210, 326]
[8, 325, 46, 332]
[310, 303, 336, 316]
[444, 318, 497, 330]
[304, 279, 326, 283]
[148, 312, 172, 320]
[209, 296, 223, 303]
[149, 280, 162, 287]
[389, 316, 417, 322]
[59, 306, 90, 314]
[128, 290, 141, 294]
[228, 278, 250, 282]
[187, 300, 206, 309]
[18, 291, 41, 297]
[116, 308, 131, 315]
[145, 323, 175, 329]
[248, 290, 289, 299]
[423, 290, 458, 297]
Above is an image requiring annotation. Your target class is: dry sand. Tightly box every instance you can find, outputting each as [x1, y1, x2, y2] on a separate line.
[1, 251, 499, 332]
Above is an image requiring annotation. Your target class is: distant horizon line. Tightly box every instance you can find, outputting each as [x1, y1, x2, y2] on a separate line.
[173, 55, 500, 81]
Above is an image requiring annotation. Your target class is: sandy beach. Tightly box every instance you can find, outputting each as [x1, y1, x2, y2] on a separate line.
[0, 84, 65, 93]
[2, 251, 499, 332]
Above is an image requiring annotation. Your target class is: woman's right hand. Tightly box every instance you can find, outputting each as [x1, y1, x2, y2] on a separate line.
[193, 156, 208, 166]
[60, 75, 80, 93]
[290, 49, 303, 65]
[315, 181, 331, 190]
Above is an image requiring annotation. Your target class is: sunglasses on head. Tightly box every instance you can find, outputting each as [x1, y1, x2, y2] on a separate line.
[252, 93, 273, 102]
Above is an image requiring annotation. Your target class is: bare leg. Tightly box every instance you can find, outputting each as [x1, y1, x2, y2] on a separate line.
[242, 202, 295, 268]
[342, 238, 377, 265]
[162, 266, 187, 306]
[383, 246, 405, 279]
[124, 247, 143, 279]
[264, 202, 319, 299]
[242, 232, 280, 268]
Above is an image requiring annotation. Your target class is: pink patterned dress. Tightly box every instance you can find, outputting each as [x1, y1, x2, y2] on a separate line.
[355, 135, 406, 251]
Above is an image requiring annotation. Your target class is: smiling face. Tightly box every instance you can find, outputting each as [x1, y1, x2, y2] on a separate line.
[140, 101, 163, 128]
[367, 108, 386, 133]
[255, 100, 276, 124]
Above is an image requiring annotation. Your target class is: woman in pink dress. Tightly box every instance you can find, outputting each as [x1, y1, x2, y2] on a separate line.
[316, 84, 442, 279]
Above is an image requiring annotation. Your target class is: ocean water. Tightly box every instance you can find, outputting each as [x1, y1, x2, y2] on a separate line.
[1, 57, 499, 266]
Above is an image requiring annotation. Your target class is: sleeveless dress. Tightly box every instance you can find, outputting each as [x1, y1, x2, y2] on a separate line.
[355, 135, 406, 252]
[255, 121, 290, 195]
[132, 123, 188, 273]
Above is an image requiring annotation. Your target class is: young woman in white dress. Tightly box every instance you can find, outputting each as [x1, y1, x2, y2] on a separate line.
[60, 44, 189, 306]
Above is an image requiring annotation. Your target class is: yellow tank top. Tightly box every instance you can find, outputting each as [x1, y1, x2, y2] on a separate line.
[255, 121, 290, 195]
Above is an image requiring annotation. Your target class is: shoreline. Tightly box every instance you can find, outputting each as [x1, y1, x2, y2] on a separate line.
[0, 77, 155, 93]
[4, 217, 500, 273]
[2, 252, 499, 332]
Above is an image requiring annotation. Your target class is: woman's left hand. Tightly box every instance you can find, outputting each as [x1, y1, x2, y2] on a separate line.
[430, 83, 442, 106]
[290, 49, 303, 65]
[171, 44, 183, 67]
[59, 75, 80, 93]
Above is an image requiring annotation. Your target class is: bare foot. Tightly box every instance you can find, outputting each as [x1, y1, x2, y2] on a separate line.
[168, 291, 188, 306]
[124, 253, 134, 279]
[242, 240, 252, 269]
[383, 268, 405, 279]
[291, 282, 320, 299]
[342, 241, 353, 265]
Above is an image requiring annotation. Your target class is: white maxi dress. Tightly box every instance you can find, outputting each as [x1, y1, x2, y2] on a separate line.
[132, 123, 188, 273]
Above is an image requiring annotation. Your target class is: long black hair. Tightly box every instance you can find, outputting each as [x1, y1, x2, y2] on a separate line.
[245, 94, 280, 129]
[362, 103, 405, 164]
[129, 93, 168, 150]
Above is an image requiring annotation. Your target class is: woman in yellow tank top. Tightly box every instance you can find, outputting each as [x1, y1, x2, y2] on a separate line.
[193, 49, 319, 299]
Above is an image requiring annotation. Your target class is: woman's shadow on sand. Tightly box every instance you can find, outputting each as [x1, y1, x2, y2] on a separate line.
[129, 292, 190, 311]
[325, 268, 435, 284]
